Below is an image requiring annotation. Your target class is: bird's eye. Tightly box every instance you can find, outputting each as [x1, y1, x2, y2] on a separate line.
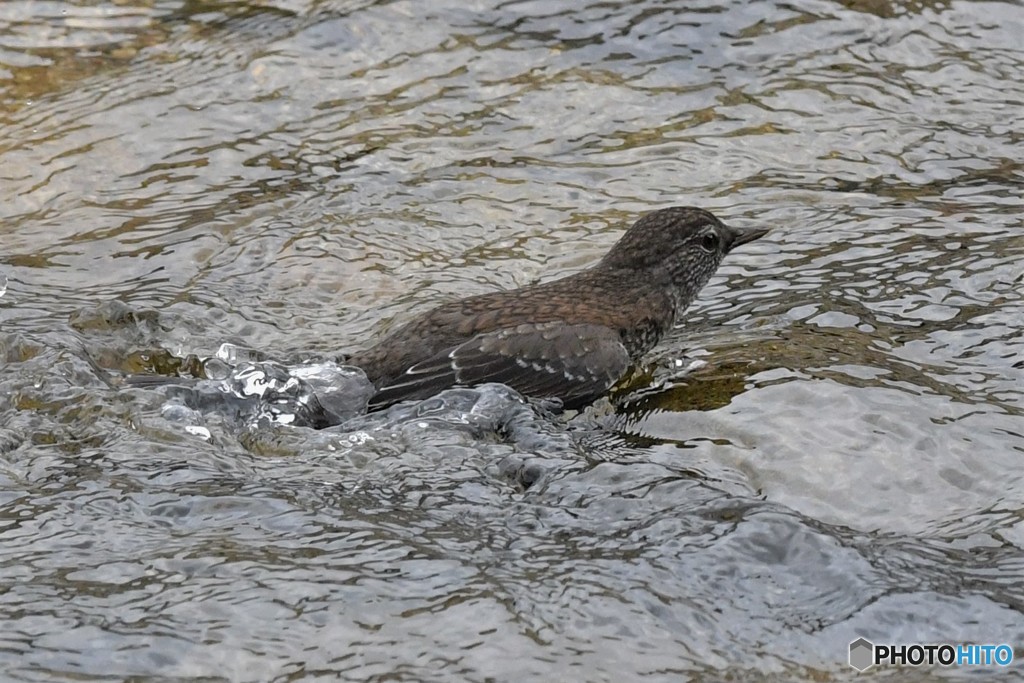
[700, 231, 719, 252]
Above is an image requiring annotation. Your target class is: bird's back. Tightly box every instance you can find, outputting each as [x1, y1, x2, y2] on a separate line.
[348, 268, 674, 407]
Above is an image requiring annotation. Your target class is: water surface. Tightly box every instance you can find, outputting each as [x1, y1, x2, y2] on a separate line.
[2, 0, 1023, 680]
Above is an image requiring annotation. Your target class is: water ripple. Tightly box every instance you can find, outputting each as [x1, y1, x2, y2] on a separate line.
[2, 0, 1024, 680]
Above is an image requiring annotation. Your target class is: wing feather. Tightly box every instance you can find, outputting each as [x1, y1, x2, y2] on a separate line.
[366, 322, 629, 411]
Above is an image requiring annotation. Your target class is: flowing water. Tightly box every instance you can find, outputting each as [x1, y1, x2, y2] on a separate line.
[2, 0, 1023, 680]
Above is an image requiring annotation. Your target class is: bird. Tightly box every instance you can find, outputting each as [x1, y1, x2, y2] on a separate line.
[348, 206, 767, 412]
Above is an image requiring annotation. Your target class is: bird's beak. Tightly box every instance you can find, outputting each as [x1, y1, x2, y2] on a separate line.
[728, 226, 769, 251]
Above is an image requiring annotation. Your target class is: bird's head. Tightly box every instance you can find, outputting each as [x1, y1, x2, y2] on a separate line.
[599, 206, 767, 309]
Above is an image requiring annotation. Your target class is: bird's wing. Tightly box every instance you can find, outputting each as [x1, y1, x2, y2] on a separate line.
[366, 322, 630, 411]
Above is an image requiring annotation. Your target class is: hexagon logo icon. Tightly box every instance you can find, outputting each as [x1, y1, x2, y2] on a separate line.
[849, 637, 874, 671]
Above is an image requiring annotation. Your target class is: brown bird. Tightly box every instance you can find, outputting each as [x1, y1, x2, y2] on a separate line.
[349, 207, 767, 411]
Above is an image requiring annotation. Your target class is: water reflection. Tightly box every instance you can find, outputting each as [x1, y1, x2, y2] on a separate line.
[2, 0, 1024, 680]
